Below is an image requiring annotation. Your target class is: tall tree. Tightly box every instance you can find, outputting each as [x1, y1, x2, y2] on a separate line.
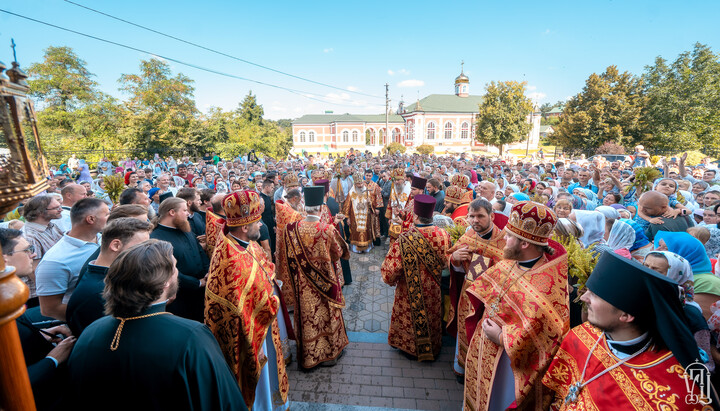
[641, 43, 720, 152]
[118, 58, 198, 151]
[551, 66, 643, 155]
[27, 46, 98, 111]
[475, 81, 534, 156]
[237, 91, 264, 125]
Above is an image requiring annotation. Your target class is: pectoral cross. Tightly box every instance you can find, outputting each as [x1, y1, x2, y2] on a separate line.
[11, 38, 17, 63]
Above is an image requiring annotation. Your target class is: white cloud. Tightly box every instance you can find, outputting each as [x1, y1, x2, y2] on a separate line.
[527, 85, 537, 91]
[528, 92, 547, 101]
[323, 48, 334, 53]
[543, 29, 551, 35]
[397, 79, 425, 88]
[388, 68, 410, 76]
[347, 86, 360, 92]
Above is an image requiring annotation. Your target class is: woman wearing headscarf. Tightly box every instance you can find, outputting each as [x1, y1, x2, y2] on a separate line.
[644, 251, 715, 372]
[572, 210, 606, 249]
[553, 218, 584, 242]
[503, 184, 519, 199]
[594, 205, 620, 222]
[604, 219, 635, 259]
[618, 218, 652, 261]
[506, 192, 530, 205]
[655, 231, 720, 319]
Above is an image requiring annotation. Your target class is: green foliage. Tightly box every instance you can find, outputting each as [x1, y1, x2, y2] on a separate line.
[596, 141, 627, 155]
[416, 144, 434, 155]
[641, 43, 720, 152]
[552, 234, 599, 299]
[629, 167, 662, 194]
[552, 66, 643, 155]
[475, 81, 534, 156]
[27, 46, 98, 111]
[385, 142, 406, 154]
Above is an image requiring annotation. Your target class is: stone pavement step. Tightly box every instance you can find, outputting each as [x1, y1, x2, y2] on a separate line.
[287, 338, 464, 411]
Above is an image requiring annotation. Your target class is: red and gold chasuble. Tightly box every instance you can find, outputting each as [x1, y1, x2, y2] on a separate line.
[343, 186, 376, 252]
[386, 182, 411, 239]
[451, 203, 470, 228]
[274, 200, 305, 308]
[463, 240, 569, 411]
[277, 219, 350, 369]
[205, 210, 225, 257]
[543, 323, 711, 411]
[445, 226, 506, 369]
[204, 233, 288, 409]
[382, 225, 450, 360]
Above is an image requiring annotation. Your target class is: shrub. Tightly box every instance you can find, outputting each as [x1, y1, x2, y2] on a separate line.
[386, 143, 406, 154]
[416, 144, 434, 155]
[596, 141, 626, 155]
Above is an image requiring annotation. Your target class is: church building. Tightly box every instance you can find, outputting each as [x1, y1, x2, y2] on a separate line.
[291, 68, 541, 155]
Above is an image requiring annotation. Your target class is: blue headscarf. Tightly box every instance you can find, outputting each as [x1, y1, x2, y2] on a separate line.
[619, 218, 650, 251]
[510, 192, 530, 202]
[654, 231, 713, 275]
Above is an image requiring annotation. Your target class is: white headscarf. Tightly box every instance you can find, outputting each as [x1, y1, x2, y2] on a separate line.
[595, 205, 620, 222]
[644, 251, 698, 311]
[606, 220, 636, 251]
[574, 210, 605, 248]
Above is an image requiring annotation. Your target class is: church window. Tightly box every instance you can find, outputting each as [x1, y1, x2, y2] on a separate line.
[427, 122, 436, 140]
[461, 122, 469, 139]
[308, 131, 315, 142]
[299, 131, 306, 143]
[352, 130, 358, 142]
[444, 122, 453, 139]
[343, 130, 349, 142]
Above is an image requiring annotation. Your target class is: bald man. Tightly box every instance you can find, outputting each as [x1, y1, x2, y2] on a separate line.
[639, 191, 691, 241]
[58, 184, 87, 232]
[477, 181, 496, 202]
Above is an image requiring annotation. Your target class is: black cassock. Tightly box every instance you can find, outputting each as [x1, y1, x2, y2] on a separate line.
[68, 303, 247, 411]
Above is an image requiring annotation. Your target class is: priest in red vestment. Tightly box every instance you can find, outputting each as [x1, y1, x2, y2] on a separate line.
[463, 201, 569, 411]
[343, 172, 376, 253]
[204, 191, 291, 410]
[543, 251, 714, 410]
[446, 199, 506, 376]
[274, 189, 305, 309]
[381, 194, 450, 361]
[277, 186, 350, 369]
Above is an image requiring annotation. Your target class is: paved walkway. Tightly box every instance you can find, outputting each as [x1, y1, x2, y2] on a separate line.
[286, 240, 464, 411]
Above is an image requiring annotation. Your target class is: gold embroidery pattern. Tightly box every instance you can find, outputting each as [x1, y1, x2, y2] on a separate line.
[631, 369, 679, 411]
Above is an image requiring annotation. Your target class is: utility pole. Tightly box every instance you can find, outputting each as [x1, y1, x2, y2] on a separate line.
[385, 83, 389, 148]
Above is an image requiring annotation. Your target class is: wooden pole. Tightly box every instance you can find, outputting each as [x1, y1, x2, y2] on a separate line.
[0, 264, 36, 411]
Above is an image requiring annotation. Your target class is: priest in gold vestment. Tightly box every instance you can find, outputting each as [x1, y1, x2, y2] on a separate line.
[277, 186, 350, 369]
[343, 172, 376, 253]
[382, 194, 450, 361]
[205, 191, 291, 411]
[463, 201, 568, 411]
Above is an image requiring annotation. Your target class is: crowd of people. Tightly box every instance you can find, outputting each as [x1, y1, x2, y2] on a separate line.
[4, 144, 720, 410]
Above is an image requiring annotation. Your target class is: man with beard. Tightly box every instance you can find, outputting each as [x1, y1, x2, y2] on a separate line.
[427, 178, 446, 213]
[382, 195, 449, 361]
[364, 169, 384, 246]
[68, 240, 246, 410]
[446, 199, 507, 378]
[463, 201, 569, 411]
[205, 191, 291, 409]
[386, 168, 411, 240]
[177, 187, 206, 238]
[343, 172, 376, 253]
[543, 251, 711, 409]
[150, 197, 209, 322]
[277, 186, 349, 369]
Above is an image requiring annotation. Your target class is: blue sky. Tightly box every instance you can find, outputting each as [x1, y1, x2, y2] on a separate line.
[1, 0, 718, 119]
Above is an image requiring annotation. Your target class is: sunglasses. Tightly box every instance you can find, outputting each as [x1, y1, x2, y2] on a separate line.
[7, 245, 35, 256]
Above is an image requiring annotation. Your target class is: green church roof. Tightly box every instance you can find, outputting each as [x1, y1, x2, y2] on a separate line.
[404, 94, 483, 113]
[293, 113, 404, 125]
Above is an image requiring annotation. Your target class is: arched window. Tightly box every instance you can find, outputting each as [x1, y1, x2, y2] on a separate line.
[407, 123, 414, 141]
[461, 122, 469, 139]
[343, 130, 349, 142]
[308, 131, 315, 142]
[427, 122, 435, 140]
[299, 131, 306, 143]
[352, 130, 358, 142]
[392, 128, 400, 143]
[444, 122, 453, 139]
[366, 128, 376, 145]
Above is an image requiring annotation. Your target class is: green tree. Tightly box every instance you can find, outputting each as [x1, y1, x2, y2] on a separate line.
[27, 46, 123, 163]
[475, 81, 534, 156]
[118, 58, 198, 152]
[641, 43, 720, 152]
[551, 66, 643, 155]
[416, 144, 434, 155]
[385, 142, 406, 154]
[237, 91, 264, 125]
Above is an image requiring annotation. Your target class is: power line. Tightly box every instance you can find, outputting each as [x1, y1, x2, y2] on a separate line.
[63, 0, 382, 100]
[0, 9, 373, 108]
